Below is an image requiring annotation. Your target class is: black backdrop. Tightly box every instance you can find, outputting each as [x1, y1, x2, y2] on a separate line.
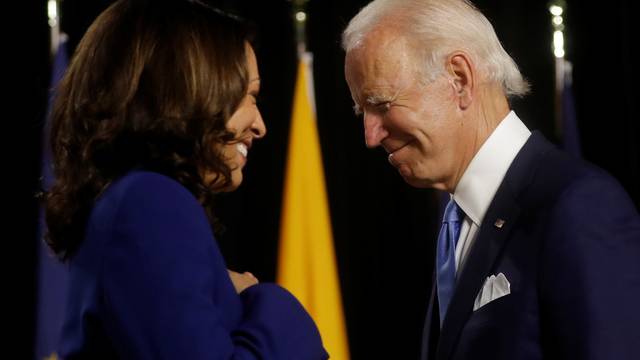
[17, 0, 638, 358]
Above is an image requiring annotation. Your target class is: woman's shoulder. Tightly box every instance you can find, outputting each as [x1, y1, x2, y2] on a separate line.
[93, 170, 203, 225]
[101, 170, 195, 204]
[109, 170, 188, 195]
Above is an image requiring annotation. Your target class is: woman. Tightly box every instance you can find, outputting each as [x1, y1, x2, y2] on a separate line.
[45, 0, 327, 358]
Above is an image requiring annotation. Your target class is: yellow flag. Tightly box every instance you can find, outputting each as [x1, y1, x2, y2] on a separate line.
[277, 53, 350, 360]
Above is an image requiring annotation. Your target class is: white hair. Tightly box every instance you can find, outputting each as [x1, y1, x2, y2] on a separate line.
[342, 0, 530, 97]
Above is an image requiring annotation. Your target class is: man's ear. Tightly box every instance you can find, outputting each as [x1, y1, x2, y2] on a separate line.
[446, 52, 475, 109]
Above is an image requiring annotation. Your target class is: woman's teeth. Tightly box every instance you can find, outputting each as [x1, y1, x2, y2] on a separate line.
[236, 143, 248, 157]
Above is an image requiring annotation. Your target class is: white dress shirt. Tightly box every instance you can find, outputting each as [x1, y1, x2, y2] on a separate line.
[452, 111, 531, 274]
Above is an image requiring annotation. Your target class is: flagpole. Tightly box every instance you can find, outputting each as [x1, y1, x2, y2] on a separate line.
[290, 0, 316, 114]
[291, 0, 309, 56]
[48, 0, 61, 58]
[549, 1, 567, 139]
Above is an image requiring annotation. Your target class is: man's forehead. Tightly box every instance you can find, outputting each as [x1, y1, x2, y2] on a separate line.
[348, 47, 416, 88]
[352, 31, 417, 70]
[363, 28, 408, 54]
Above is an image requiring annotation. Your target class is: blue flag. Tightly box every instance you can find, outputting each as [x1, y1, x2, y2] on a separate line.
[35, 37, 69, 360]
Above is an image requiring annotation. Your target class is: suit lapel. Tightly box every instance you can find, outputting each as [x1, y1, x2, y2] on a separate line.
[436, 187, 521, 360]
[434, 132, 551, 360]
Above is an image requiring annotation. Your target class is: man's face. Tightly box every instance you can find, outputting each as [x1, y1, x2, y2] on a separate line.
[344, 31, 471, 191]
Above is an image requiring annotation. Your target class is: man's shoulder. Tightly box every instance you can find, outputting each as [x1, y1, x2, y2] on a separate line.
[508, 132, 631, 211]
[522, 138, 635, 217]
[534, 143, 619, 197]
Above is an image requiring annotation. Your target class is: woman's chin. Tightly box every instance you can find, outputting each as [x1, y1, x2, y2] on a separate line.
[219, 172, 243, 192]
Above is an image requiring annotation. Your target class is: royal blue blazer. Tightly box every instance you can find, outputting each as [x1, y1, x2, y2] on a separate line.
[59, 171, 328, 359]
[421, 132, 640, 360]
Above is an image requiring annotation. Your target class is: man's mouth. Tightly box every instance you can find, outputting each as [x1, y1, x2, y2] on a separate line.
[385, 140, 412, 157]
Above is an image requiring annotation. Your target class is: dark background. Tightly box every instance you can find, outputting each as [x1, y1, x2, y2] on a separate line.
[17, 0, 638, 358]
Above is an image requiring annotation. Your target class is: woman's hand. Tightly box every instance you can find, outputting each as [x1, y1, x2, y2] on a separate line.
[227, 270, 259, 293]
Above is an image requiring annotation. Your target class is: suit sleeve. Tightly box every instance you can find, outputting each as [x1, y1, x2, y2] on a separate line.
[540, 172, 640, 360]
[101, 174, 327, 359]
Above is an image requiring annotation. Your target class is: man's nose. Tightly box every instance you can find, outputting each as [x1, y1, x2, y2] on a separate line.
[363, 113, 388, 148]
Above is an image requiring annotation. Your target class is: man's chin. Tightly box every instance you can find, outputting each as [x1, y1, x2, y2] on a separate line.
[397, 166, 432, 189]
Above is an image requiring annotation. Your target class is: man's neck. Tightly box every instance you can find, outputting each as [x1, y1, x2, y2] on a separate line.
[448, 85, 511, 193]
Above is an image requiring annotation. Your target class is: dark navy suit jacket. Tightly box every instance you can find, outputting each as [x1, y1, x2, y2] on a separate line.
[59, 171, 328, 359]
[422, 132, 640, 360]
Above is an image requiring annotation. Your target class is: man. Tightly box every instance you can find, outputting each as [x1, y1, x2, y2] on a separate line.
[343, 1, 640, 359]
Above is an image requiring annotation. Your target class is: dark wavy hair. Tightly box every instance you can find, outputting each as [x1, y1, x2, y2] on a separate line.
[45, 0, 253, 261]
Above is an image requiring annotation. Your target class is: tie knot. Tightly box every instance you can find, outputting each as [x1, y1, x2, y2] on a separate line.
[443, 199, 463, 224]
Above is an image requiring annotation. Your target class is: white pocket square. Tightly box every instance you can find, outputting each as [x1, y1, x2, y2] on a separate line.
[473, 272, 510, 311]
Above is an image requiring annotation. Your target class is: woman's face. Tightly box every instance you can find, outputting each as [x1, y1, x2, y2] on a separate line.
[214, 43, 266, 192]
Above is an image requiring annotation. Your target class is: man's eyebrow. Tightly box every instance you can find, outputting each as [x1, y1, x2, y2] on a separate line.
[352, 87, 399, 115]
[366, 93, 395, 105]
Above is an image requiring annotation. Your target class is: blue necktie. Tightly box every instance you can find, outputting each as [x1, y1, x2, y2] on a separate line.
[436, 199, 464, 326]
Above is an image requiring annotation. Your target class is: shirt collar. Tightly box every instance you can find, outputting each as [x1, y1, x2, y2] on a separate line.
[452, 111, 531, 226]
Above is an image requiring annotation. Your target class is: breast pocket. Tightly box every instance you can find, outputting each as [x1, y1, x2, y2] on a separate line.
[466, 290, 516, 330]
